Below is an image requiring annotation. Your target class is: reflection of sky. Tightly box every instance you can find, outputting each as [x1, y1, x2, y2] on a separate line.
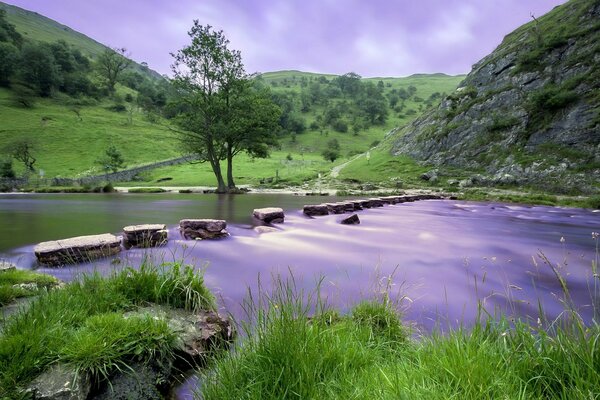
[3, 195, 598, 332]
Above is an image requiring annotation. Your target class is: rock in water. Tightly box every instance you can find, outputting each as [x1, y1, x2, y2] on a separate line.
[340, 214, 360, 225]
[122, 224, 167, 248]
[179, 219, 229, 240]
[253, 207, 285, 223]
[26, 364, 91, 400]
[303, 204, 329, 216]
[34, 234, 122, 266]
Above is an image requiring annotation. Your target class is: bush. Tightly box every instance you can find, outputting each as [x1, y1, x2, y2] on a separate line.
[332, 119, 348, 133]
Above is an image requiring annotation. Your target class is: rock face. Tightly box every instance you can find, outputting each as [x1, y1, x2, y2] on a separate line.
[303, 204, 329, 216]
[391, 0, 600, 194]
[34, 234, 121, 266]
[122, 224, 167, 248]
[26, 364, 91, 400]
[253, 207, 285, 223]
[179, 219, 229, 240]
[340, 214, 360, 225]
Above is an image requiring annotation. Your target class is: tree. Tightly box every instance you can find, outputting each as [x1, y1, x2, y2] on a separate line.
[19, 43, 60, 96]
[0, 158, 15, 178]
[171, 22, 280, 192]
[0, 42, 19, 86]
[4, 137, 37, 172]
[97, 47, 131, 93]
[96, 145, 126, 174]
[322, 138, 340, 163]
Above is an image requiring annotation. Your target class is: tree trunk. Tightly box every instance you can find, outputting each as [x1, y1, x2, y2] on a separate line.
[205, 140, 227, 193]
[226, 145, 236, 190]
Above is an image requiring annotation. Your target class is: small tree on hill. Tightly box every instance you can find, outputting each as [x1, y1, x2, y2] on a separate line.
[322, 138, 340, 163]
[97, 47, 131, 93]
[96, 145, 126, 174]
[4, 137, 37, 172]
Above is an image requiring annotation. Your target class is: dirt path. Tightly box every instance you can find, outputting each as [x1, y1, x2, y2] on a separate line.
[330, 153, 364, 178]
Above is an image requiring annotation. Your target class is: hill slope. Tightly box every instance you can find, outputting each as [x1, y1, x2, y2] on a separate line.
[391, 0, 600, 194]
[0, 1, 162, 80]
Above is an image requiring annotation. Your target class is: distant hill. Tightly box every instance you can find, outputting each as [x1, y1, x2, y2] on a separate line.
[0, 1, 162, 80]
[391, 0, 600, 194]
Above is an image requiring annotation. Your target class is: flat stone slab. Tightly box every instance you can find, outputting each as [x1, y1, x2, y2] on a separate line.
[180, 219, 228, 240]
[34, 234, 122, 267]
[123, 224, 167, 248]
[303, 204, 329, 216]
[368, 198, 384, 207]
[325, 203, 346, 214]
[253, 207, 285, 223]
[0, 261, 16, 272]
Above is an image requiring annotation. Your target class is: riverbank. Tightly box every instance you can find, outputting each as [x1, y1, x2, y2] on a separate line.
[0, 262, 230, 399]
[201, 270, 600, 400]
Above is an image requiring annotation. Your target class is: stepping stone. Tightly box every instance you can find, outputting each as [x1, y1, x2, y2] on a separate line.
[253, 208, 285, 223]
[179, 219, 229, 240]
[325, 203, 346, 214]
[303, 204, 329, 216]
[368, 198, 384, 207]
[122, 224, 167, 248]
[340, 214, 360, 225]
[34, 233, 122, 267]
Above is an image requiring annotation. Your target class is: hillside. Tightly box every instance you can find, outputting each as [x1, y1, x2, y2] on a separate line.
[0, 1, 162, 80]
[390, 0, 600, 195]
[133, 71, 463, 187]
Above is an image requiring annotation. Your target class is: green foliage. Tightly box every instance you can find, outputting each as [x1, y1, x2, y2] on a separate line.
[351, 300, 407, 344]
[525, 83, 578, 133]
[488, 114, 520, 132]
[0, 261, 214, 397]
[0, 269, 58, 306]
[202, 267, 600, 400]
[96, 145, 126, 174]
[60, 312, 175, 382]
[0, 158, 15, 178]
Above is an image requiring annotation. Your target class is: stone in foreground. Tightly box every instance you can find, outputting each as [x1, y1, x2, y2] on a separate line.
[303, 204, 329, 216]
[34, 234, 122, 267]
[122, 224, 167, 248]
[340, 213, 360, 225]
[180, 219, 229, 240]
[325, 203, 346, 214]
[26, 364, 91, 400]
[0, 261, 16, 272]
[253, 207, 285, 223]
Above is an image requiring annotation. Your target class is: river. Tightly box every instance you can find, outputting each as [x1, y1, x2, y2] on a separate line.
[1, 193, 599, 397]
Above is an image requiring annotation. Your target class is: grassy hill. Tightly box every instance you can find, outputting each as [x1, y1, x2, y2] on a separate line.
[0, 87, 179, 178]
[0, 2, 464, 189]
[0, 1, 162, 80]
[129, 71, 464, 187]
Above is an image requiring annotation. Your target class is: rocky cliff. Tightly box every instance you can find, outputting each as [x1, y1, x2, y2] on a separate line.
[392, 0, 600, 194]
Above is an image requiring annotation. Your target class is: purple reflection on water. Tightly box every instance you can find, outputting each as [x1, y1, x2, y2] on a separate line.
[9, 199, 597, 330]
[4, 198, 599, 399]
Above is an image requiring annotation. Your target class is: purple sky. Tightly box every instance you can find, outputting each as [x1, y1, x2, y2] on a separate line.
[5, 0, 566, 77]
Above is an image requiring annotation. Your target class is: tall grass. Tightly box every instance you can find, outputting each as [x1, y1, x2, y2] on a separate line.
[200, 238, 600, 399]
[0, 260, 215, 398]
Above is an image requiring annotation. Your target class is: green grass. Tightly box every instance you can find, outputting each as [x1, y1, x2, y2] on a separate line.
[337, 141, 429, 185]
[201, 266, 600, 400]
[0, 88, 179, 178]
[0, 268, 58, 306]
[0, 261, 215, 398]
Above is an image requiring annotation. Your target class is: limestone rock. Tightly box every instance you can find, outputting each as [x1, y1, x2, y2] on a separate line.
[0, 261, 16, 272]
[325, 203, 346, 214]
[26, 364, 91, 400]
[253, 207, 285, 223]
[340, 214, 360, 225]
[303, 204, 329, 216]
[179, 219, 229, 240]
[122, 224, 167, 248]
[34, 234, 121, 267]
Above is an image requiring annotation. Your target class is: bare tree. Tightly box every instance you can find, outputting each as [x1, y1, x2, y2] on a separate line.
[97, 47, 131, 92]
